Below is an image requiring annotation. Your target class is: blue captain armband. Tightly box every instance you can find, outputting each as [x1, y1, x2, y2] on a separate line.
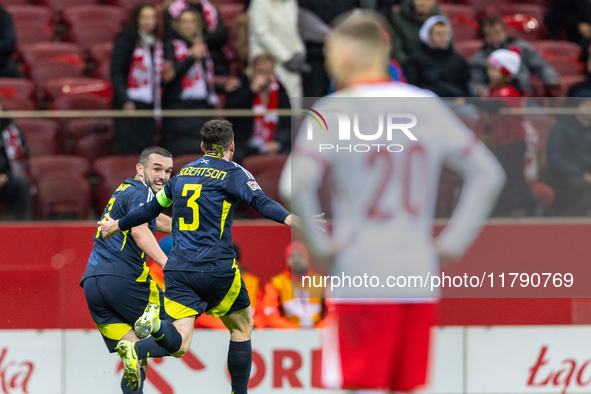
[119, 196, 167, 231]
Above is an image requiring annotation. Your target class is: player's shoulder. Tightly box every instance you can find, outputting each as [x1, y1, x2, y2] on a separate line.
[114, 178, 146, 196]
[227, 160, 256, 180]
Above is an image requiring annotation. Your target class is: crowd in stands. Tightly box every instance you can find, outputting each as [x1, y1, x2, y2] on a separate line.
[1, 0, 591, 220]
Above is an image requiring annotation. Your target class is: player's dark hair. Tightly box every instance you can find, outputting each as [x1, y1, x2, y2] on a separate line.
[480, 16, 505, 36]
[139, 146, 173, 166]
[201, 119, 234, 151]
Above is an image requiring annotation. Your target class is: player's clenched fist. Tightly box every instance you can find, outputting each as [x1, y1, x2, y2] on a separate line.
[98, 214, 121, 240]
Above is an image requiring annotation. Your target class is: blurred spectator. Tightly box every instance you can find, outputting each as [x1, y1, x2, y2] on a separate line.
[483, 48, 538, 215]
[569, 49, 591, 97]
[162, 8, 218, 156]
[111, 3, 162, 155]
[546, 0, 591, 56]
[196, 243, 264, 329]
[391, 0, 442, 63]
[248, 0, 310, 104]
[0, 100, 32, 220]
[261, 241, 325, 329]
[547, 98, 591, 215]
[164, 0, 229, 75]
[403, 15, 469, 97]
[298, 0, 358, 97]
[233, 13, 250, 69]
[469, 17, 561, 98]
[0, 6, 19, 78]
[225, 53, 291, 163]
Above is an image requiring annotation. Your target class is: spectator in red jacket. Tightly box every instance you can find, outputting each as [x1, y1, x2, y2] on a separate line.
[483, 48, 537, 216]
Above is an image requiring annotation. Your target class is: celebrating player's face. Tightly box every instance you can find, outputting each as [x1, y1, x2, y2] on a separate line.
[142, 154, 173, 193]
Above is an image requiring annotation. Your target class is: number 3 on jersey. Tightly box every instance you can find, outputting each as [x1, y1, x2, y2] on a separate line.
[180, 184, 202, 231]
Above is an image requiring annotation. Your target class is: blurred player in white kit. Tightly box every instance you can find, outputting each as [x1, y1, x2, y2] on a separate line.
[282, 12, 506, 393]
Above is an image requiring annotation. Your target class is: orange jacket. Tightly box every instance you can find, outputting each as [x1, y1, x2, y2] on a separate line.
[261, 269, 325, 328]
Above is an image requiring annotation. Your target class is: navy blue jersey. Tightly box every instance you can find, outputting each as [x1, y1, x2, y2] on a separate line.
[82, 178, 157, 284]
[156, 154, 264, 272]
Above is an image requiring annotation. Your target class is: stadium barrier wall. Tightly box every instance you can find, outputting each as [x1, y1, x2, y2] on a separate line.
[2, 326, 591, 394]
[2, 221, 589, 329]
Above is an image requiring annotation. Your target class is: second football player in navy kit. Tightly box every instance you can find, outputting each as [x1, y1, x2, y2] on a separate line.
[99, 120, 297, 394]
[82, 147, 175, 393]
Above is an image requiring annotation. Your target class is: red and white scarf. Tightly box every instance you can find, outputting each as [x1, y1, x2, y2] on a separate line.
[168, 0, 218, 31]
[172, 39, 217, 105]
[250, 78, 280, 152]
[127, 40, 164, 110]
[2, 124, 28, 178]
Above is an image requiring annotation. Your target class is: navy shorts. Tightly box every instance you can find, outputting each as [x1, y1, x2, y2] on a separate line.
[163, 260, 250, 321]
[82, 275, 166, 352]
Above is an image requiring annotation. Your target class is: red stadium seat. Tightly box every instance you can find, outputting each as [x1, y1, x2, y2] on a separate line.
[505, 25, 548, 41]
[241, 154, 288, 178]
[93, 155, 139, 212]
[89, 42, 113, 66]
[73, 132, 113, 167]
[550, 75, 586, 97]
[7, 5, 52, 25]
[0, 78, 35, 101]
[62, 5, 126, 29]
[452, 22, 478, 41]
[91, 61, 110, 80]
[21, 42, 83, 66]
[455, 40, 482, 61]
[2, 97, 36, 110]
[1, 0, 28, 6]
[453, 0, 490, 13]
[218, 3, 244, 28]
[16, 118, 58, 140]
[532, 41, 581, 62]
[30, 60, 84, 91]
[440, 4, 478, 21]
[20, 125, 60, 157]
[62, 21, 120, 53]
[34, 0, 99, 14]
[35, 175, 91, 220]
[172, 154, 203, 174]
[51, 94, 110, 110]
[485, 4, 547, 22]
[547, 59, 584, 77]
[105, 0, 159, 12]
[14, 21, 53, 47]
[29, 155, 90, 179]
[67, 118, 112, 141]
[43, 78, 112, 101]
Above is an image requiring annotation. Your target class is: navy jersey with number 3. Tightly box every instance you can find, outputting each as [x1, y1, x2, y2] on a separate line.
[82, 178, 157, 284]
[156, 154, 264, 271]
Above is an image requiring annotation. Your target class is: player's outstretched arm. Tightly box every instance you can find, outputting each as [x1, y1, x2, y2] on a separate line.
[131, 223, 168, 268]
[156, 214, 172, 234]
[99, 196, 168, 239]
